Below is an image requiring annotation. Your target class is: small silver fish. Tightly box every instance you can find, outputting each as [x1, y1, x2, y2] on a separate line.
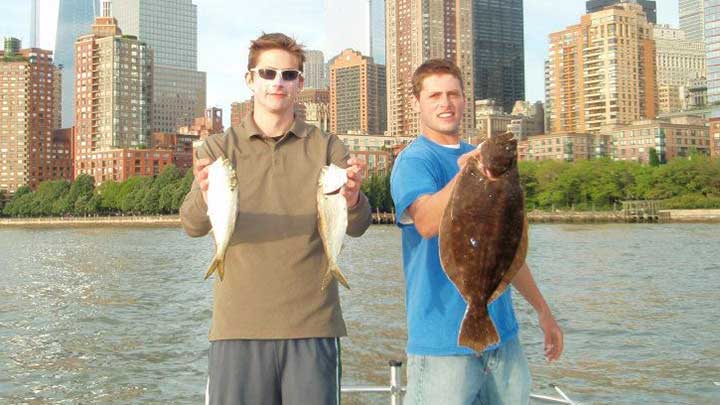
[204, 157, 239, 281]
[317, 164, 350, 290]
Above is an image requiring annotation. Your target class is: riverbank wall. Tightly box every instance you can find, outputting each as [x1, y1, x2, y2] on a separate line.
[1, 209, 719, 227]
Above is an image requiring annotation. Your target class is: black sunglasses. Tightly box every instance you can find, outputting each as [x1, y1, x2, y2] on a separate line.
[250, 68, 302, 81]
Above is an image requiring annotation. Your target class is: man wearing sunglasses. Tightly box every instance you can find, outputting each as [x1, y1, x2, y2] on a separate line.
[180, 33, 372, 405]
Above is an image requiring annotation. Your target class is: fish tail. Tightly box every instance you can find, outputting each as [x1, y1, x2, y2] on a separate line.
[218, 260, 225, 281]
[321, 263, 350, 290]
[204, 257, 223, 280]
[458, 304, 500, 353]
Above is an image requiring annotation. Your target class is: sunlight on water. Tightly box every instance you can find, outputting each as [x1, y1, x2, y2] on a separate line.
[1, 224, 719, 404]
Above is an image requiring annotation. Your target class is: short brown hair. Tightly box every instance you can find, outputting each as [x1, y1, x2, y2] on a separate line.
[248, 32, 306, 71]
[411, 59, 464, 98]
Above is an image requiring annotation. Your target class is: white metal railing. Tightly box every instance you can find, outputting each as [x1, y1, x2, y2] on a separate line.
[341, 360, 576, 405]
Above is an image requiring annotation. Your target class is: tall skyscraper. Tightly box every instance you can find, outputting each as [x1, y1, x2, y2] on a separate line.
[546, 3, 657, 133]
[680, 0, 706, 43]
[386, 0, 474, 137]
[304, 50, 326, 89]
[653, 24, 706, 87]
[473, 0, 525, 113]
[0, 39, 62, 193]
[73, 6, 153, 180]
[55, 0, 99, 128]
[112, 0, 206, 133]
[369, 0, 386, 65]
[706, 0, 720, 103]
[329, 49, 386, 135]
[586, 0, 657, 23]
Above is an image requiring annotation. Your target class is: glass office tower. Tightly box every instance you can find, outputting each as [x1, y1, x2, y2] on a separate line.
[472, 0, 525, 113]
[369, 0, 385, 65]
[55, 0, 99, 128]
[112, 0, 206, 133]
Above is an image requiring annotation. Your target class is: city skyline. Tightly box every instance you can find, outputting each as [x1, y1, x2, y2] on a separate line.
[1, 0, 681, 129]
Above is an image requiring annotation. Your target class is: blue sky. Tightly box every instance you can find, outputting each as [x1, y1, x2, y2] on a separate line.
[1, 0, 680, 127]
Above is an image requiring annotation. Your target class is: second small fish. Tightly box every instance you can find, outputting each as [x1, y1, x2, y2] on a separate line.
[317, 164, 351, 290]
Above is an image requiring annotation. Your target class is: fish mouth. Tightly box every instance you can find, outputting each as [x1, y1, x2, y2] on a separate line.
[324, 188, 342, 195]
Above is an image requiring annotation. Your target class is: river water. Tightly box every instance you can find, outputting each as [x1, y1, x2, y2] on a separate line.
[0, 224, 718, 404]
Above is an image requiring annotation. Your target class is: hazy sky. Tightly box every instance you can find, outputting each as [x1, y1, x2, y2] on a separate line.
[1, 0, 680, 127]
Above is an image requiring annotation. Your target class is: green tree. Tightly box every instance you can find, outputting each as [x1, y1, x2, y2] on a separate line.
[31, 180, 71, 216]
[96, 181, 121, 212]
[2, 186, 33, 217]
[119, 176, 153, 214]
[65, 174, 95, 215]
[0, 190, 6, 214]
[648, 148, 660, 167]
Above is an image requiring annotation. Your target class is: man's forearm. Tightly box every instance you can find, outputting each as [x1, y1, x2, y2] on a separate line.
[511, 263, 551, 316]
[347, 192, 372, 237]
[409, 176, 458, 238]
[179, 181, 212, 237]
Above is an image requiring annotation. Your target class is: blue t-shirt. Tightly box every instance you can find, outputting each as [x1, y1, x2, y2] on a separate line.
[390, 135, 519, 356]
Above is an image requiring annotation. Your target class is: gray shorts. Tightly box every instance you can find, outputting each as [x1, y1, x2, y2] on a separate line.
[205, 338, 341, 405]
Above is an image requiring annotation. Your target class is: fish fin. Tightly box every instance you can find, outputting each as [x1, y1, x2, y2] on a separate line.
[488, 282, 509, 303]
[204, 257, 220, 280]
[218, 260, 225, 281]
[321, 263, 350, 290]
[458, 304, 500, 353]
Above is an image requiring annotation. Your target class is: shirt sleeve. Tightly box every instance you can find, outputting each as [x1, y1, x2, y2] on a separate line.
[328, 134, 372, 237]
[179, 139, 217, 237]
[390, 155, 440, 228]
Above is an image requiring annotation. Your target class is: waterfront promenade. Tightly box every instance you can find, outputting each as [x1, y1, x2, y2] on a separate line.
[1, 209, 719, 227]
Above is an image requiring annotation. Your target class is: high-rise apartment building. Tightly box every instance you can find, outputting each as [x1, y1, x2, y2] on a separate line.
[55, 0, 99, 128]
[586, 0, 656, 23]
[546, 3, 657, 134]
[473, 0, 525, 113]
[329, 49, 386, 135]
[304, 50, 326, 89]
[386, 0, 474, 137]
[112, 0, 206, 133]
[680, 0, 706, 43]
[73, 8, 154, 180]
[0, 40, 62, 194]
[369, 0, 386, 65]
[654, 25, 706, 87]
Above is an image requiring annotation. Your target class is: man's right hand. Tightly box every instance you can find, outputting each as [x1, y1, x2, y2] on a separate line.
[456, 148, 482, 170]
[193, 158, 211, 203]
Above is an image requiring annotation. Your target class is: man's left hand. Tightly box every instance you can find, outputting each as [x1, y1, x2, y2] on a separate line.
[539, 309, 564, 362]
[342, 158, 366, 208]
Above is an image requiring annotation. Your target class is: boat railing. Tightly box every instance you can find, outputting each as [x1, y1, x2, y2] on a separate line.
[341, 360, 576, 404]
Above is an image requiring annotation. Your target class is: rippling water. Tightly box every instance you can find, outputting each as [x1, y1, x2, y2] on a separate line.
[1, 224, 719, 404]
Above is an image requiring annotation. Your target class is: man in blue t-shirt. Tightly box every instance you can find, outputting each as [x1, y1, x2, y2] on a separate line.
[390, 59, 564, 405]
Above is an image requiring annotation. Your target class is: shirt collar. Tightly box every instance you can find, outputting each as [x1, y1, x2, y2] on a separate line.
[240, 110, 310, 139]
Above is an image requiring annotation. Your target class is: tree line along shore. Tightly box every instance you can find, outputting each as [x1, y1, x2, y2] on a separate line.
[1, 156, 718, 219]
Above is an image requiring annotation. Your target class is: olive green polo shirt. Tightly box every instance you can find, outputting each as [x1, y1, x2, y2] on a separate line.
[180, 114, 372, 341]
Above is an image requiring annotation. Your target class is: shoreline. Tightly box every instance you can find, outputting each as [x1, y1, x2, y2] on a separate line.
[1, 209, 720, 227]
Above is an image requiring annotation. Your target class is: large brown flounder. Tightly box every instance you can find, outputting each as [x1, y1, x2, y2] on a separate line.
[439, 132, 528, 353]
